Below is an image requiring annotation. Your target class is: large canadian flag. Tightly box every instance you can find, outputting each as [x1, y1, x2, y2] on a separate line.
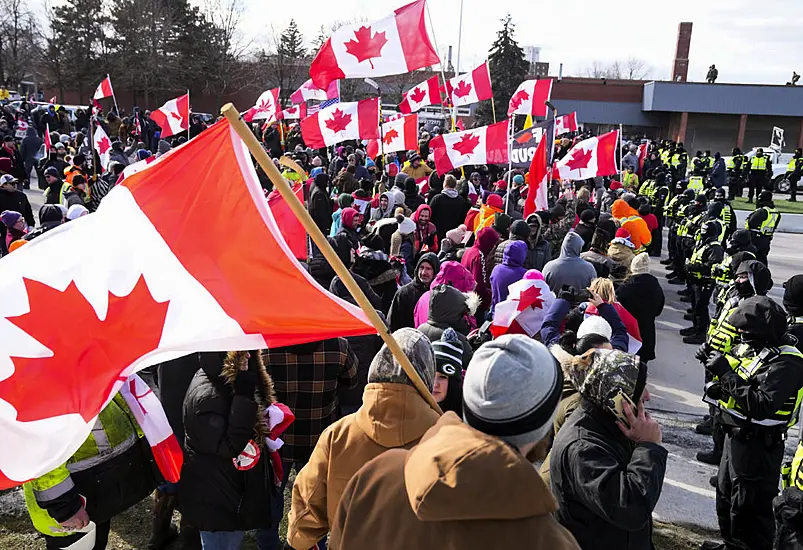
[243, 88, 280, 123]
[429, 121, 509, 174]
[93, 123, 112, 172]
[300, 98, 379, 149]
[309, 0, 440, 89]
[555, 130, 620, 180]
[151, 94, 190, 138]
[380, 113, 418, 154]
[0, 118, 374, 489]
[490, 276, 556, 338]
[93, 76, 114, 100]
[290, 79, 339, 104]
[508, 79, 553, 117]
[446, 62, 493, 107]
[524, 125, 550, 217]
[398, 75, 440, 114]
[555, 112, 578, 135]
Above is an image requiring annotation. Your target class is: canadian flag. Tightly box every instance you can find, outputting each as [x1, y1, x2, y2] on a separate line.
[48, 96, 57, 105]
[290, 79, 339, 105]
[267, 183, 307, 261]
[555, 130, 620, 181]
[93, 76, 114, 100]
[524, 125, 550, 218]
[446, 62, 493, 107]
[300, 98, 379, 149]
[277, 104, 307, 121]
[151, 94, 190, 138]
[0, 118, 374, 489]
[398, 75, 440, 114]
[44, 124, 52, 154]
[508, 79, 553, 117]
[490, 276, 556, 338]
[555, 112, 578, 135]
[309, 0, 440, 89]
[380, 113, 418, 154]
[243, 88, 280, 123]
[429, 121, 509, 174]
[93, 123, 112, 172]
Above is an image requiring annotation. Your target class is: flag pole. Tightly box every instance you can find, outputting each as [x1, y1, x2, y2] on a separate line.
[109, 74, 120, 116]
[618, 123, 623, 179]
[187, 89, 191, 139]
[89, 117, 97, 181]
[505, 114, 515, 214]
[488, 59, 497, 124]
[220, 103, 442, 415]
[424, 3, 454, 133]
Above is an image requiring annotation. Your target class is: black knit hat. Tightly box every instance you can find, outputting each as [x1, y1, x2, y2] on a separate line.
[432, 328, 463, 377]
[510, 219, 530, 240]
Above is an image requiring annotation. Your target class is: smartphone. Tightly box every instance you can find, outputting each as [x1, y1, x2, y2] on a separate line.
[607, 389, 638, 430]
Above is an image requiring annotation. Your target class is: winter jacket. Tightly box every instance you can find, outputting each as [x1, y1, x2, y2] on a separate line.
[412, 204, 439, 256]
[288, 383, 440, 549]
[0, 188, 34, 252]
[611, 200, 651, 250]
[20, 127, 42, 165]
[429, 189, 470, 239]
[351, 251, 398, 314]
[574, 222, 595, 251]
[387, 253, 440, 331]
[542, 232, 597, 293]
[581, 249, 627, 280]
[156, 353, 204, 449]
[492, 236, 552, 273]
[616, 274, 665, 361]
[308, 185, 332, 236]
[418, 285, 475, 367]
[328, 413, 581, 550]
[608, 241, 636, 274]
[180, 352, 276, 532]
[413, 261, 475, 329]
[490, 240, 528, 312]
[551, 400, 668, 550]
[461, 227, 499, 315]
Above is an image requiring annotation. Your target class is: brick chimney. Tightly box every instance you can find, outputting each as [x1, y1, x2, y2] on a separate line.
[672, 22, 693, 82]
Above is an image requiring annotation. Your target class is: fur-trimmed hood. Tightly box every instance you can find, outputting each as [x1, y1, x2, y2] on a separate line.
[218, 351, 276, 445]
[550, 344, 579, 400]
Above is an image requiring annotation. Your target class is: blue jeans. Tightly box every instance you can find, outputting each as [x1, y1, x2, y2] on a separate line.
[200, 530, 245, 550]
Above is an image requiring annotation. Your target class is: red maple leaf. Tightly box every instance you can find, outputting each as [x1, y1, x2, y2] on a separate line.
[170, 111, 183, 121]
[254, 97, 273, 114]
[409, 87, 427, 104]
[452, 133, 481, 156]
[325, 109, 352, 133]
[565, 148, 593, 171]
[285, 106, 297, 114]
[517, 285, 544, 312]
[515, 131, 533, 145]
[344, 26, 388, 69]
[0, 276, 169, 423]
[383, 128, 399, 145]
[96, 136, 111, 155]
[453, 80, 473, 98]
[510, 89, 530, 111]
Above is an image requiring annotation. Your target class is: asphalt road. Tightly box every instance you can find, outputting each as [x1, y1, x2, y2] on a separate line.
[648, 229, 801, 534]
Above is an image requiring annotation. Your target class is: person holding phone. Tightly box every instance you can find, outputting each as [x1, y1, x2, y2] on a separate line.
[550, 349, 667, 550]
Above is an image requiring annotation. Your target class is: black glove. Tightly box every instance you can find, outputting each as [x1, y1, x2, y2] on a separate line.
[705, 382, 724, 401]
[695, 343, 710, 363]
[706, 352, 732, 378]
[558, 286, 576, 303]
[233, 369, 257, 397]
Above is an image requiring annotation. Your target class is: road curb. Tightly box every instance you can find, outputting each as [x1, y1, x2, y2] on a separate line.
[735, 209, 803, 234]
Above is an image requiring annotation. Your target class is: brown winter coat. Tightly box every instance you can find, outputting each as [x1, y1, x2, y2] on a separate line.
[328, 413, 580, 550]
[287, 383, 440, 550]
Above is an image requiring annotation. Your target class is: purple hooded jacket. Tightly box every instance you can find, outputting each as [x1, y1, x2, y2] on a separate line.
[489, 240, 528, 313]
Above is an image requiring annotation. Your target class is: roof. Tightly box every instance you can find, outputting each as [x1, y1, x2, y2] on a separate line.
[643, 81, 803, 116]
[552, 99, 663, 127]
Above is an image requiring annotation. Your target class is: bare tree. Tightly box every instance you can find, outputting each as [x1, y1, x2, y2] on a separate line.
[0, 0, 42, 89]
[625, 57, 650, 80]
[579, 58, 650, 80]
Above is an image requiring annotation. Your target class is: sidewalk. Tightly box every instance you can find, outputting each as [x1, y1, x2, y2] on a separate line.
[735, 209, 803, 234]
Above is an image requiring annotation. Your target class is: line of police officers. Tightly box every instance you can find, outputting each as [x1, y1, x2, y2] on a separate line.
[632, 140, 803, 549]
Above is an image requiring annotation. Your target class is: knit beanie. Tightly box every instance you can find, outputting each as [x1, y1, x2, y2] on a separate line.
[337, 193, 354, 209]
[432, 328, 463, 376]
[463, 335, 563, 449]
[445, 224, 468, 245]
[368, 328, 435, 391]
[509, 219, 530, 240]
[577, 316, 612, 340]
[630, 252, 650, 275]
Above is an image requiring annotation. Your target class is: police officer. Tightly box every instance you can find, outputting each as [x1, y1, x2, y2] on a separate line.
[701, 297, 803, 550]
[672, 144, 689, 183]
[711, 230, 757, 311]
[23, 394, 158, 549]
[709, 188, 737, 242]
[784, 274, 803, 349]
[746, 190, 781, 265]
[748, 148, 773, 203]
[727, 148, 747, 200]
[669, 194, 708, 287]
[662, 184, 691, 267]
[693, 150, 707, 176]
[695, 260, 773, 467]
[680, 219, 725, 345]
[785, 147, 803, 202]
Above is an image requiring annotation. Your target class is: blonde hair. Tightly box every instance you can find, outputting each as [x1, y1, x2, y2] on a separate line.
[576, 187, 591, 202]
[590, 277, 616, 304]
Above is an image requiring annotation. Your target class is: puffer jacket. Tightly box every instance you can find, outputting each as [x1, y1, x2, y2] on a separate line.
[611, 200, 652, 251]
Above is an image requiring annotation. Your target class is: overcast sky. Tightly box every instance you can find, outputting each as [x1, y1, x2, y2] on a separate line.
[238, 0, 801, 85]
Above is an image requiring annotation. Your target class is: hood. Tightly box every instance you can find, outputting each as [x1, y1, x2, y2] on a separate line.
[412, 204, 432, 224]
[25, 127, 37, 138]
[428, 284, 470, 328]
[611, 199, 638, 220]
[729, 296, 788, 347]
[341, 207, 358, 229]
[378, 191, 396, 215]
[784, 275, 803, 316]
[560, 231, 584, 259]
[566, 348, 646, 410]
[355, 383, 440, 448]
[474, 226, 499, 254]
[157, 139, 171, 154]
[415, 252, 441, 285]
[431, 261, 475, 292]
[503, 240, 528, 267]
[403, 413, 557, 522]
[736, 260, 773, 296]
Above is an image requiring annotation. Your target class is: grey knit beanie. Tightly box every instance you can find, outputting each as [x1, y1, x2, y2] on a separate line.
[367, 328, 435, 391]
[463, 335, 562, 449]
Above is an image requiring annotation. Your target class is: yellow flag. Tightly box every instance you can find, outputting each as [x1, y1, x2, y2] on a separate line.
[523, 115, 533, 129]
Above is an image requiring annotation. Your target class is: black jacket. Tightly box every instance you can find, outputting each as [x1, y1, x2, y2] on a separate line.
[417, 285, 474, 367]
[156, 353, 204, 449]
[574, 222, 596, 252]
[387, 252, 440, 331]
[180, 352, 276, 532]
[0, 188, 34, 252]
[551, 400, 668, 550]
[616, 274, 665, 361]
[308, 185, 332, 236]
[429, 191, 470, 239]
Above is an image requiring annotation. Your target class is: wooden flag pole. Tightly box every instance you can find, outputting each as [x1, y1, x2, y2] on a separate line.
[220, 103, 442, 415]
[109, 74, 120, 116]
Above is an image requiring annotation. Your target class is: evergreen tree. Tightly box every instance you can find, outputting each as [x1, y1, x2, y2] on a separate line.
[278, 19, 306, 59]
[311, 25, 327, 55]
[474, 14, 528, 126]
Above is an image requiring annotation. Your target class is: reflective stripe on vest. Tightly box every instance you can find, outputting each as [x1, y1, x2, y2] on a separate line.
[707, 298, 740, 353]
[788, 442, 803, 490]
[717, 344, 803, 427]
[751, 156, 768, 170]
[760, 208, 780, 235]
[688, 177, 704, 192]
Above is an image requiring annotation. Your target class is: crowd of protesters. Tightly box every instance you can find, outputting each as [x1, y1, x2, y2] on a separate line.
[5, 97, 803, 550]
